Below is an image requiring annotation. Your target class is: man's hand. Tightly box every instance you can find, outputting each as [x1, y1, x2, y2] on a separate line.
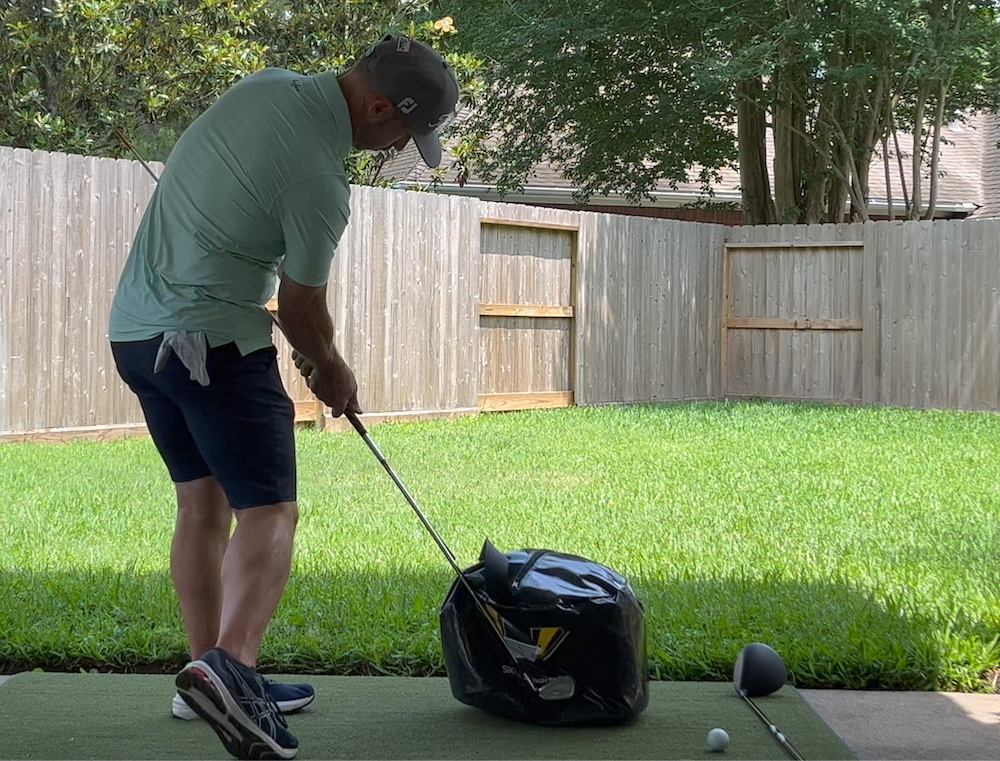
[292, 349, 362, 417]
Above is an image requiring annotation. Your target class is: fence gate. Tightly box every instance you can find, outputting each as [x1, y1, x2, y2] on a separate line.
[722, 240, 865, 402]
[478, 219, 578, 412]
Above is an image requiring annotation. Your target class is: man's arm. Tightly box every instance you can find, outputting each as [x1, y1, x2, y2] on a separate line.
[276, 272, 360, 417]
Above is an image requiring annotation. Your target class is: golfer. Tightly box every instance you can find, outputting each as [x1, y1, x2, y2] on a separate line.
[108, 37, 458, 760]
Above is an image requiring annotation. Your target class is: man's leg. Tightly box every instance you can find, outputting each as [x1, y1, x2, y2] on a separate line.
[217, 501, 299, 668]
[173, 476, 233, 660]
[135, 341, 302, 758]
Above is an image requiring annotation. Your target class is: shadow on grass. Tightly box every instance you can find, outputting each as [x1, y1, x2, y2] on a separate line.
[1, 566, 996, 693]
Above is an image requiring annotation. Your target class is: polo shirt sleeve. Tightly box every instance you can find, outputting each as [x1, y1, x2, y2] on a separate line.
[271, 174, 351, 287]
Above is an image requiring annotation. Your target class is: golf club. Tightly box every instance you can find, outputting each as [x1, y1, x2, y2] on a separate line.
[733, 643, 805, 761]
[111, 126, 160, 182]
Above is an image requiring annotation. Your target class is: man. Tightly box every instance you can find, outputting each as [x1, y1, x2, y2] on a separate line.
[108, 36, 459, 760]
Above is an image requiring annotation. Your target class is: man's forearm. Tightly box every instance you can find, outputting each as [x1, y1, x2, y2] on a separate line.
[277, 300, 340, 371]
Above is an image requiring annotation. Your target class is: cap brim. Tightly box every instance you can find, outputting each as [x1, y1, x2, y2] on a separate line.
[413, 131, 443, 169]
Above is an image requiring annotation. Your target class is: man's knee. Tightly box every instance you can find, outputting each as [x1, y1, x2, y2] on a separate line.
[236, 501, 299, 533]
[175, 476, 232, 524]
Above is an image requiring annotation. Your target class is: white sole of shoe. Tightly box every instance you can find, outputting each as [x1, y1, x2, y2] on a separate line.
[173, 689, 315, 720]
[175, 660, 298, 760]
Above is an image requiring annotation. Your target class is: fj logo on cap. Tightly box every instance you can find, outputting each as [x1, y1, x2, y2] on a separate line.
[397, 97, 418, 114]
[396, 38, 411, 53]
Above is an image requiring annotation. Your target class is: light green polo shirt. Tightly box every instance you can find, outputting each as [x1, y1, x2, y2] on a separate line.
[109, 68, 353, 354]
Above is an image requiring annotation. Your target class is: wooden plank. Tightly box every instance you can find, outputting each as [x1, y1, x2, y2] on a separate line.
[568, 229, 578, 397]
[0, 422, 150, 445]
[724, 241, 864, 249]
[0, 148, 13, 432]
[480, 217, 579, 231]
[575, 213, 597, 405]
[861, 222, 881, 404]
[720, 244, 732, 397]
[294, 399, 325, 427]
[726, 317, 863, 330]
[479, 303, 574, 318]
[478, 390, 574, 411]
[320, 406, 480, 432]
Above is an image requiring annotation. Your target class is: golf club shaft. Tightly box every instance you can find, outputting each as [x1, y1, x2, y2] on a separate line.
[342, 410, 561, 693]
[112, 127, 161, 183]
[344, 410, 459, 567]
[740, 691, 806, 761]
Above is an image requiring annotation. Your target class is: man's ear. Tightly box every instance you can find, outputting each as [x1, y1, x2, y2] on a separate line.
[369, 94, 397, 123]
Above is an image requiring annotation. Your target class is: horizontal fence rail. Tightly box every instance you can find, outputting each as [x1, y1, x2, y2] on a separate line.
[1, 146, 999, 441]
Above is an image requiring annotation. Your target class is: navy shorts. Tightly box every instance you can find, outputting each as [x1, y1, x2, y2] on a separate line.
[111, 336, 296, 508]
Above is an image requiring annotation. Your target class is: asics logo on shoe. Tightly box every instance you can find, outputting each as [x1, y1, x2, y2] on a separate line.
[224, 661, 285, 732]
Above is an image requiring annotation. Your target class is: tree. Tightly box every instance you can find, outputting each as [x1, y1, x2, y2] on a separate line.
[435, 1, 739, 204]
[716, 0, 1000, 222]
[0, 0, 479, 184]
[0, 0, 272, 157]
[440, 0, 1000, 222]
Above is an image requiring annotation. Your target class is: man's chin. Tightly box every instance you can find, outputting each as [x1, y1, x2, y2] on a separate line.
[353, 141, 393, 152]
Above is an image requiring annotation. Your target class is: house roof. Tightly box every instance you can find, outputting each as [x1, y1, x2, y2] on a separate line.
[383, 111, 1000, 218]
[971, 113, 1000, 218]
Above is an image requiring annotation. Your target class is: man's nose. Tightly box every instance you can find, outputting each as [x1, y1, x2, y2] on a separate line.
[393, 134, 411, 151]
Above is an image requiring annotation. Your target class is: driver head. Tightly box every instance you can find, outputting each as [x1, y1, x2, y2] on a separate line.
[733, 642, 787, 697]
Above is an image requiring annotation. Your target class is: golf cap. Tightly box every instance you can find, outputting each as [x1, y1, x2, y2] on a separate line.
[364, 35, 459, 168]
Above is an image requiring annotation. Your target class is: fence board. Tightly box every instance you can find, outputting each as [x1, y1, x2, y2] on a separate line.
[0, 148, 11, 432]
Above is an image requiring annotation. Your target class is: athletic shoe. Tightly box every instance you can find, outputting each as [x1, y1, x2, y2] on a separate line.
[172, 678, 315, 720]
[175, 647, 299, 760]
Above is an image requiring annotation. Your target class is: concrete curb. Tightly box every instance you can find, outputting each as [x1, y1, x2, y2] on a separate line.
[800, 689, 1000, 760]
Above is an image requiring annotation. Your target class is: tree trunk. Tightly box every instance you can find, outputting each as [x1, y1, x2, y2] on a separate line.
[737, 77, 776, 225]
[773, 66, 803, 223]
[848, 72, 886, 221]
[803, 128, 831, 225]
[922, 80, 948, 220]
[909, 83, 929, 220]
[891, 113, 911, 217]
[826, 138, 850, 223]
[880, 86, 895, 220]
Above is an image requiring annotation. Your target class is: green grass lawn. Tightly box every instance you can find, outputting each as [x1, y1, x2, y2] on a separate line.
[2, 401, 1000, 691]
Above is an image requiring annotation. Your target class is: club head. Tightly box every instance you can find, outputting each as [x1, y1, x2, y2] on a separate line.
[534, 674, 576, 701]
[733, 642, 787, 698]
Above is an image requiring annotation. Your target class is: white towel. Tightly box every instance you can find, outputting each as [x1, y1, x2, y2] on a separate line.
[154, 331, 210, 386]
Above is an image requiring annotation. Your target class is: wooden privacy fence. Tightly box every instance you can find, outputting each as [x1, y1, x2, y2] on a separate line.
[1, 146, 999, 442]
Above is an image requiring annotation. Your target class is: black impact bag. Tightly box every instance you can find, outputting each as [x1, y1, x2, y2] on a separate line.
[440, 540, 649, 725]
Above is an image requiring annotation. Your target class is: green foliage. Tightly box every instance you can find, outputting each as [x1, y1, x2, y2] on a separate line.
[441, 0, 1000, 219]
[0, 0, 481, 184]
[2, 402, 1000, 690]
[437, 0, 739, 204]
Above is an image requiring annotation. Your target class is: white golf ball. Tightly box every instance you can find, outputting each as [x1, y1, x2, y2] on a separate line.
[707, 727, 730, 752]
